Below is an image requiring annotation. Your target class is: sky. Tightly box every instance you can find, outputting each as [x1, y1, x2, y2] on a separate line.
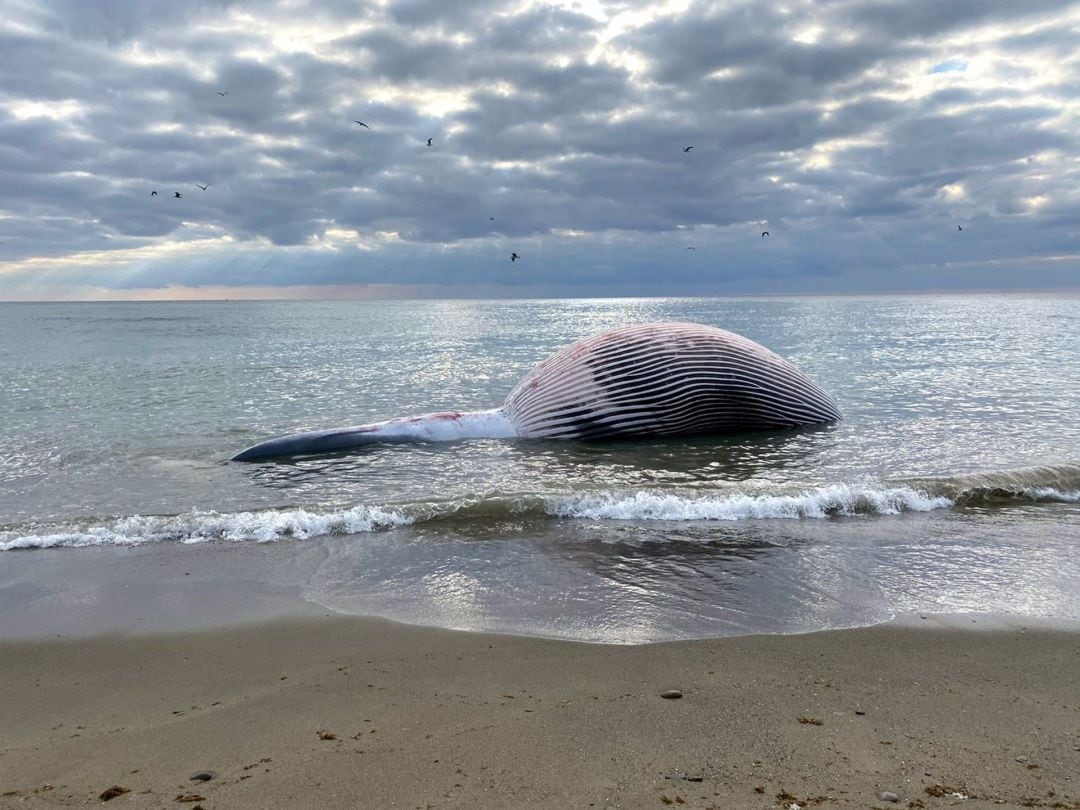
[0, 0, 1078, 300]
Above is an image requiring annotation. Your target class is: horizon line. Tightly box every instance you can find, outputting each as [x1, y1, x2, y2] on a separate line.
[2, 287, 1079, 304]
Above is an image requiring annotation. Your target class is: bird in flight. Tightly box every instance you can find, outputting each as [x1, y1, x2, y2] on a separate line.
[510, 252, 520, 262]
[957, 225, 963, 231]
[761, 231, 769, 238]
[196, 183, 210, 191]
[683, 146, 694, 152]
[174, 192, 182, 198]
[217, 91, 229, 96]
[150, 191, 158, 196]
[685, 247, 696, 251]
[489, 217, 495, 221]
[426, 138, 433, 147]
[353, 121, 370, 128]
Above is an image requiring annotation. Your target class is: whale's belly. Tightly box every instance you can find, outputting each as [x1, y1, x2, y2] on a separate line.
[502, 322, 840, 440]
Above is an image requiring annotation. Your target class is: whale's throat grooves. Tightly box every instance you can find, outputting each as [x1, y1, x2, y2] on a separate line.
[502, 322, 841, 440]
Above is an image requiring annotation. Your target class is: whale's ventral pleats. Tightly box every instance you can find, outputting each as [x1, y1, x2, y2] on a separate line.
[502, 322, 841, 439]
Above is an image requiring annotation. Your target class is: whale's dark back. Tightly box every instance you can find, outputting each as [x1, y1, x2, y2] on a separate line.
[502, 322, 841, 440]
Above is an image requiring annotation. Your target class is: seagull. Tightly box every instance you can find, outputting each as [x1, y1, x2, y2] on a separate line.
[174, 192, 182, 199]
[353, 121, 370, 128]
[761, 231, 769, 238]
[510, 252, 520, 262]
[150, 191, 158, 196]
[196, 183, 210, 191]
[685, 247, 696, 251]
[683, 146, 694, 152]
[217, 91, 229, 96]
[426, 138, 433, 147]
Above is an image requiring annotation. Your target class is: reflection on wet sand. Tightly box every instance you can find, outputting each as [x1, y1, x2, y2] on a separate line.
[304, 502, 1079, 644]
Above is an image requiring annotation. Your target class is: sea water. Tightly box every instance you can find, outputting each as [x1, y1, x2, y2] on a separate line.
[1, 296, 1077, 642]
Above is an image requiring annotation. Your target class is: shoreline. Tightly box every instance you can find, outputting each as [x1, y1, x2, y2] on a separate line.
[4, 529, 1078, 647]
[2, 615, 1078, 809]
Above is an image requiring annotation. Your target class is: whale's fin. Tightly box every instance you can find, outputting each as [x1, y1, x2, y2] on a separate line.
[231, 409, 515, 461]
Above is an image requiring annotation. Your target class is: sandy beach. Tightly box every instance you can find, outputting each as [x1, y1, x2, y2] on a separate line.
[1, 616, 1077, 809]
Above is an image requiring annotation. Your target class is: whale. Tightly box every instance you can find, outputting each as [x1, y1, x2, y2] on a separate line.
[232, 321, 841, 461]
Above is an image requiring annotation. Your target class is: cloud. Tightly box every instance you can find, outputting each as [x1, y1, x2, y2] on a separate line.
[29, 0, 239, 43]
[841, 0, 1071, 40]
[1, 0, 1078, 299]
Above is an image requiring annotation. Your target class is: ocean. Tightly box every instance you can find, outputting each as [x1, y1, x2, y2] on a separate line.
[1, 295, 1078, 642]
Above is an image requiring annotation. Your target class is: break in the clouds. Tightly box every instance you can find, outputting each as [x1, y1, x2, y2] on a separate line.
[0, 0, 1077, 300]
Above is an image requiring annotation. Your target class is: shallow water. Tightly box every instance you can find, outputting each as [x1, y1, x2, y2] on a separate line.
[1, 296, 1078, 642]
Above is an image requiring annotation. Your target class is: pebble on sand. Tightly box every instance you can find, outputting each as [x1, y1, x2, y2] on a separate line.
[879, 790, 900, 802]
[1015, 755, 1028, 763]
[660, 689, 683, 700]
[190, 771, 215, 782]
[99, 786, 130, 801]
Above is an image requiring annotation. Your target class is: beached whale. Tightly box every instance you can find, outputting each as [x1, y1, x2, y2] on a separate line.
[232, 321, 841, 461]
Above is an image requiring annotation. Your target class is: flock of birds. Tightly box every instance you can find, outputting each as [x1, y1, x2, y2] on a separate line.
[144, 93, 964, 264]
[151, 188, 205, 199]
[148, 99, 493, 249]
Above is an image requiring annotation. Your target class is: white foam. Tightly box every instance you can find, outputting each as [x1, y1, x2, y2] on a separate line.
[547, 484, 955, 521]
[0, 504, 413, 551]
[5, 480, 1070, 551]
[1027, 487, 1080, 502]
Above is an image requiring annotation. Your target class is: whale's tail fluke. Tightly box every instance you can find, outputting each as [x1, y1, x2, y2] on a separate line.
[231, 409, 516, 461]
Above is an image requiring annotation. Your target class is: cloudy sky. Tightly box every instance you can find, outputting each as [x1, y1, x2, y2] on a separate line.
[1, 0, 1077, 300]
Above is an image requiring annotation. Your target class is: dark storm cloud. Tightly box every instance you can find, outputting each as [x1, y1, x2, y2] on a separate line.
[0, 0, 1077, 298]
[999, 25, 1080, 57]
[337, 6, 602, 90]
[30, 0, 238, 43]
[623, 3, 909, 90]
[387, 0, 507, 27]
[840, 0, 1073, 40]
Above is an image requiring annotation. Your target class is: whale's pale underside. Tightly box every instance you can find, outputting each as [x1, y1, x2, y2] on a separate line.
[232, 321, 841, 461]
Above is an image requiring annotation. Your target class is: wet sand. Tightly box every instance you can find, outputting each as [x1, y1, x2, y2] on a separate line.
[1, 616, 1078, 809]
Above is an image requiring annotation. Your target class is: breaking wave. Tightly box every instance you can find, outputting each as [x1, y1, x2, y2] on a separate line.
[894, 464, 1080, 505]
[3, 464, 1077, 551]
[0, 505, 414, 551]
[547, 484, 952, 521]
